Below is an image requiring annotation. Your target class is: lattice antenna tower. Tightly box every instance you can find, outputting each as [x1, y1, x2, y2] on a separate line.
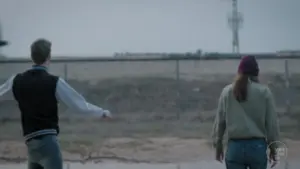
[0, 21, 8, 46]
[227, 0, 243, 55]
[0, 21, 8, 58]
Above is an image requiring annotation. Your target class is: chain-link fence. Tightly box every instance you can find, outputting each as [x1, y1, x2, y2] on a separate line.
[0, 57, 299, 168]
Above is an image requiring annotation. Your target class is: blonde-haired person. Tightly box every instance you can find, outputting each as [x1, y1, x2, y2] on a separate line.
[212, 55, 279, 169]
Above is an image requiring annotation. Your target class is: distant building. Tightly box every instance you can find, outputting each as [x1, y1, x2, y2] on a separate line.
[114, 52, 165, 58]
[276, 50, 300, 56]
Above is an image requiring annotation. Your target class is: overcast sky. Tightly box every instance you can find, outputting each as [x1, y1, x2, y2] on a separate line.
[0, 0, 299, 57]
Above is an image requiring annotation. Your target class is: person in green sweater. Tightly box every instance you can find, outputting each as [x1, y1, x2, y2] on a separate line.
[212, 55, 279, 169]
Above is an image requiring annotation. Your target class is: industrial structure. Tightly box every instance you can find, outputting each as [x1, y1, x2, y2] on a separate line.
[227, 0, 243, 55]
[0, 21, 8, 58]
[0, 21, 8, 47]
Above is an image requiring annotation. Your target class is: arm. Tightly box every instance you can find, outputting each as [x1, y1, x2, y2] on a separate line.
[212, 88, 227, 147]
[265, 87, 279, 147]
[56, 78, 111, 117]
[0, 75, 15, 101]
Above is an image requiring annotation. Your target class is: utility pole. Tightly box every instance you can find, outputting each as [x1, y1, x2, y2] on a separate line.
[227, 0, 243, 56]
[0, 21, 8, 57]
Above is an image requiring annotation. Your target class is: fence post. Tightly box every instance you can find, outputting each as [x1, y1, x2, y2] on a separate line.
[284, 60, 290, 114]
[64, 63, 68, 80]
[175, 59, 180, 81]
[175, 59, 180, 119]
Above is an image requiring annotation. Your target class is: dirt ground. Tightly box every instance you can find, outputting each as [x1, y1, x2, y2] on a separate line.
[0, 137, 300, 164]
[0, 74, 300, 164]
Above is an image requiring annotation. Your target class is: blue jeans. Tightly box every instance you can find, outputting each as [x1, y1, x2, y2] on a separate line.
[225, 138, 267, 169]
[26, 135, 63, 169]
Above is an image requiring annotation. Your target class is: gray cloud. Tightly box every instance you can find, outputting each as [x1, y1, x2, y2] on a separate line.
[0, 0, 299, 57]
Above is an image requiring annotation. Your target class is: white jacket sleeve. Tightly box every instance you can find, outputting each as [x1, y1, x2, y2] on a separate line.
[55, 78, 111, 117]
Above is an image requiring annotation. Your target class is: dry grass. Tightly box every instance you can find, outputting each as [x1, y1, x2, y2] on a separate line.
[0, 70, 299, 164]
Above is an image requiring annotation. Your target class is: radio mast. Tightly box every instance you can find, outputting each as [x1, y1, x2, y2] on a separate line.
[227, 0, 243, 55]
[0, 21, 8, 57]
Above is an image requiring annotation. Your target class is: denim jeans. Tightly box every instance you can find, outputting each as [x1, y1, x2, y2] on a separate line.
[26, 134, 63, 169]
[225, 138, 267, 169]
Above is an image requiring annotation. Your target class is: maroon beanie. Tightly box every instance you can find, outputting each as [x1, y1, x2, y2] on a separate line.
[238, 55, 259, 76]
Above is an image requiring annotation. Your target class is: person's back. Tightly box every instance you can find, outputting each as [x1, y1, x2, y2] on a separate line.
[223, 82, 275, 140]
[212, 55, 279, 169]
[13, 67, 59, 137]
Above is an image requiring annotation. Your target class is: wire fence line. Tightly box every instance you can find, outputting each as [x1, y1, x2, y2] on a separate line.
[0, 57, 297, 116]
[0, 57, 298, 79]
[0, 56, 297, 98]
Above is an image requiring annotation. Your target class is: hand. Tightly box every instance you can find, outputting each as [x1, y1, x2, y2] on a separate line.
[269, 148, 278, 168]
[215, 143, 224, 163]
[101, 110, 112, 119]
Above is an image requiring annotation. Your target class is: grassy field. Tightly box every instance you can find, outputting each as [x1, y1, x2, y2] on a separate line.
[0, 59, 299, 163]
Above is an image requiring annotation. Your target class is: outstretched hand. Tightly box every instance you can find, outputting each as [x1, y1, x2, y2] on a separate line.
[101, 110, 112, 119]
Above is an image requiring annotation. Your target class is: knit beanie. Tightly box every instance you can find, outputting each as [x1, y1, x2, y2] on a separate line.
[238, 55, 259, 76]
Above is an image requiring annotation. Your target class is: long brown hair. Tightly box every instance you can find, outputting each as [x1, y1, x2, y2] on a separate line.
[233, 74, 259, 102]
[233, 74, 248, 102]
